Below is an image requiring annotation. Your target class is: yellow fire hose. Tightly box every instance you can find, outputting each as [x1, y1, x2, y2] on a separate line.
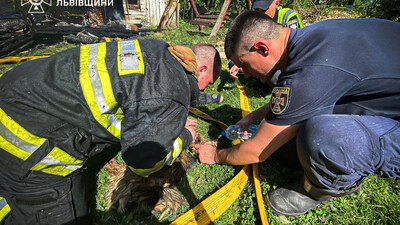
[236, 78, 269, 225]
[189, 108, 228, 131]
[171, 165, 251, 225]
[173, 67, 269, 224]
[0, 55, 52, 64]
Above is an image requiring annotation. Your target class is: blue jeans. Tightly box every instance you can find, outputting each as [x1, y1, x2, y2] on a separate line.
[297, 114, 400, 192]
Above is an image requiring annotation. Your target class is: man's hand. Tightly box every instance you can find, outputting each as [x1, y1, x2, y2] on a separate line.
[230, 64, 242, 79]
[235, 105, 270, 130]
[195, 144, 218, 164]
[185, 119, 198, 143]
[235, 115, 255, 131]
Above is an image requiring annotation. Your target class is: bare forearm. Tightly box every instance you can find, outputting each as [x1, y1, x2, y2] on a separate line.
[197, 122, 300, 166]
[215, 140, 264, 165]
[215, 122, 300, 165]
[248, 105, 270, 122]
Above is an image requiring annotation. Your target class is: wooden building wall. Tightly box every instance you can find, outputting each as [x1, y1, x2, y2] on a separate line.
[123, 0, 179, 27]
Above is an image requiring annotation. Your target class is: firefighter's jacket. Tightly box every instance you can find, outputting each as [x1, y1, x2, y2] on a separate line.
[0, 39, 197, 180]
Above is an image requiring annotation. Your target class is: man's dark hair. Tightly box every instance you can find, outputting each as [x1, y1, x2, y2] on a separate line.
[224, 10, 282, 59]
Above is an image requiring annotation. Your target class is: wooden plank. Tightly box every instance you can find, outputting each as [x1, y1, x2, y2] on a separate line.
[157, 0, 178, 31]
[210, 0, 231, 39]
[185, 21, 225, 27]
[246, 0, 252, 9]
[194, 18, 220, 23]
[196, 13, 229, 19]
[188, 0, 203, 31]
[197, 14, 219, 19]
[188, 0, 200, 17]
[185, 19, 217, 26]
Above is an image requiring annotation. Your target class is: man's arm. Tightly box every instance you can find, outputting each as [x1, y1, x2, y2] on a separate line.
[121, 99, 194, 177]
[236, 105, 270, 129]
[197, 120, 300, 165]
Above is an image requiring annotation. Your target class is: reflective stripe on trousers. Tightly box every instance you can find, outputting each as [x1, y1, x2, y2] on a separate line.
[0, 107, 83, 176]
[31, 147, 84, 177]
[0, 107, 46, 160]
[0, 197, 10, 222]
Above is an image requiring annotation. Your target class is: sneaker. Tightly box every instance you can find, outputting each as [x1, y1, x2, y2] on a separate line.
[265, 179, 330, 216]
[199, 93, 223, 105]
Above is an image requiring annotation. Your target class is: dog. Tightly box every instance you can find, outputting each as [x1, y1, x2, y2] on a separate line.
[104, 150, 195, 216]
[104, 134, 216, 216]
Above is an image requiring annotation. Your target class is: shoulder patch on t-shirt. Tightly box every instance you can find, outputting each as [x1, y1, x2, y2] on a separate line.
[287, 20, 299, 29]
[270, 87, 291, 114]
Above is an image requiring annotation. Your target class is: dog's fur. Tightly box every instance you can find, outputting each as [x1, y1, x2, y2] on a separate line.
[104, 134, 216, 216]
[104, 151, 195, 215]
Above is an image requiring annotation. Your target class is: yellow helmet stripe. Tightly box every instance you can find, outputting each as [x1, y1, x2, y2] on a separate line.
[128, 137, 183, 177]
[170, 137, 183, 164]
[128, 158, 167, 178]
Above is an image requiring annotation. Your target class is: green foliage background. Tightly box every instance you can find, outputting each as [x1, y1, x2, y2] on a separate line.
[179, 0, 400, 21]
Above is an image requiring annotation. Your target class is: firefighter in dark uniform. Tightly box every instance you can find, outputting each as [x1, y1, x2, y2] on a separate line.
[229, 0, 304, 85]
[252, 0, 304, 29]
[0, 39, 221, 224]
[197, 11, 400, 216]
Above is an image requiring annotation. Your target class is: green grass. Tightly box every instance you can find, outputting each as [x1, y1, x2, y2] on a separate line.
[1, 18, 399, 225]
